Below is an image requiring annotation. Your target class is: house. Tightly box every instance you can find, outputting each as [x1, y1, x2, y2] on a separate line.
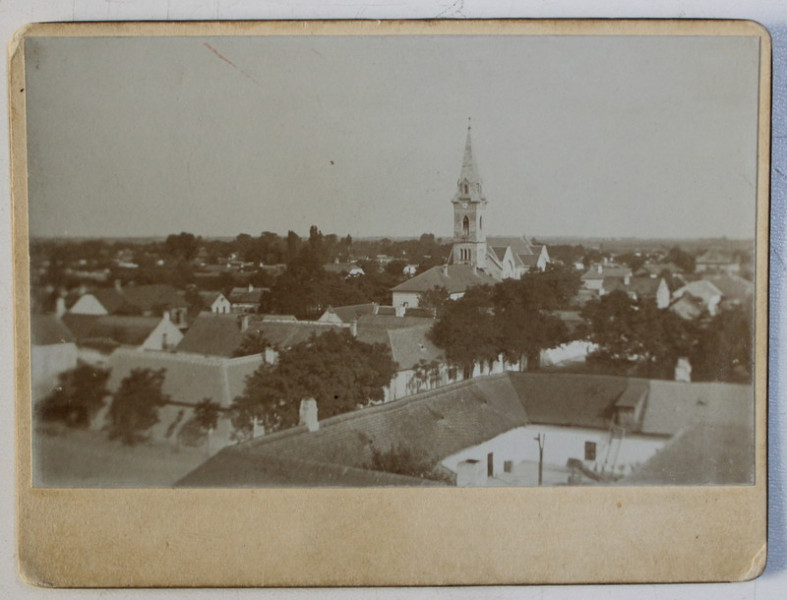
[68, 281, 189, 328]
[702, 274, 754, 308]
[581, 264, 632, 293]
[197, 291, 232, 314]
[391, 264, 498, 308]
[177, 372, 752, 487]
[672, 279, 724, 316]
[695, 249, 741, 275]
[390, 124, 548, 308]
[228, 283, 267, 313]
[176, 312, 351, 358]
[101, 348, 264, 452]
[61, 312, 184, 366]
[30, 314, 78, 401]
[323, 261, 365, 277]
[317, 303, 379, 324]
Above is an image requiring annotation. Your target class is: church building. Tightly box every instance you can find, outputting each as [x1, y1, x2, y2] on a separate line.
[391, 123, 549, 308]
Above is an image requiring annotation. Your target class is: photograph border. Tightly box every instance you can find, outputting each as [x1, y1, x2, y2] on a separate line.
[11, 18, 770, 586]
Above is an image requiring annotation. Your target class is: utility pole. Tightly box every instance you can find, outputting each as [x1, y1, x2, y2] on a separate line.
[534, 433, 546, 486]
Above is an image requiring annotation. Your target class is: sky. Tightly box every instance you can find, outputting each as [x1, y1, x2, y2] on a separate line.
[24, 33, 761, 240]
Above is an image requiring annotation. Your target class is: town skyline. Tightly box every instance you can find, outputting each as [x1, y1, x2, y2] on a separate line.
[24, 34, 760, 240]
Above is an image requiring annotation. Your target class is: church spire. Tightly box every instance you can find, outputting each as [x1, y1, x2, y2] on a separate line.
[458, 118, 481, 185]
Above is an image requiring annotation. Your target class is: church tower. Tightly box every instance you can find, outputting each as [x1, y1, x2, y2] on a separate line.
[451, 120, 488, 270]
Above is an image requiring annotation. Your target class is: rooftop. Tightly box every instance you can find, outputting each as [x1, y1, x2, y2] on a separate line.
[391, 264, 499, 295]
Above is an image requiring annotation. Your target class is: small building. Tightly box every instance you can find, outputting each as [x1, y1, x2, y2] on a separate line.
[695, 249, 741, 275]
[102, 348, 264, 452]
[672, 279, 724, 316]
[391, 264, 498, 308]
[228, 283, 267, 313]
[198, 291, 232, 314]
[61, 313, 184, 367]
[68, 282, 189, 328]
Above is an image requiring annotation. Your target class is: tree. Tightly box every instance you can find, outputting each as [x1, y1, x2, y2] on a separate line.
[369, 444, 453, 483]
[36, 365, 110, 427]
[429, 286, 499, 377]
[691, 305, 753, 383]
[666, 246, 696, 274]
[230, 330, 397, 438]
[106, 368, 170, 446]
[193, 398, 221, 454]
[232, 330, 272, 357]
[164, 232, 200, 261]
[417, 285, 450, 317]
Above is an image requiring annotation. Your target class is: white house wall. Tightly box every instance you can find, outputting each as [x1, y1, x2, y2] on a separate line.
[140, 318, 185, 351]
[441, 425, 667, 482]
[31, 343, 78, 401]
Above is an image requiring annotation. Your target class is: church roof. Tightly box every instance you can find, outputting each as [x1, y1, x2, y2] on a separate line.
[390, 264, 499, 295]
[458, 125, 481, 185]
[486, 236, 535, 257]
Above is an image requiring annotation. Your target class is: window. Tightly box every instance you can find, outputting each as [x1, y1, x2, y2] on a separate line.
[462, 216, 470, 236]
[584, 441, 597, 461]
[479, 216, 483, 230]
[463, 182, 468, 194]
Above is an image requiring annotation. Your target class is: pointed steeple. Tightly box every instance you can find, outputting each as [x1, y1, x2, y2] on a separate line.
[459, 119, 481, 184]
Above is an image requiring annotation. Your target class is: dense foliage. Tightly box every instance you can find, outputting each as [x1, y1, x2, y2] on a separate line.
[230, 330, 397, 439]
[106, 368, 170, 445]
[36, 365, 110, 427]
[429, 265, 581, 376]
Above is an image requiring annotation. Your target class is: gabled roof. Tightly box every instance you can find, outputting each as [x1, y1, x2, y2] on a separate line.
[255, 319, 351, 348]
[30, 314, 75, 346]
[674, 280, 723, 304]
[386, 325, 444, 371]
[175, 371, 754, 488]
[486, 236, 535, 257]
[197, 291, 225, 306]
[390, 264, 498, 295]
[326, 303, 378, 323]
[61, 313, 162, 347]
[91, 288, 128, 313]
[355, 314, 436, 345]
[176, 313, 244, 357]
[703, 274, 754, 301]
[625, 276, 663, 297]
[323, 262, 363, 274]
[119, 284, 187, 311]
[490, 246, 509, 261]
[107, 348, 263, 407]
[669, 294, 705, 320]
[228, 287, 265, 304]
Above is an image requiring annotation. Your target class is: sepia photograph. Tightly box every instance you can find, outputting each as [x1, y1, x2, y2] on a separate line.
[20, 23, 764, 493]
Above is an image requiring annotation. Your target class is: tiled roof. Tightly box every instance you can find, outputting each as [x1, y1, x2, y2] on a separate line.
[229, 287, 265, 304]
[490, 246, 508, 261]
[386, 325, 444, 371]
[255, 319, 351, 348]
[30, 314, 75, 346]
[91, 288, 128, 313]
[626, 276, 662, 297]
[107, 348, 263, 408]
[355, 314, 436, 345]
[675, 280, 723, 304]
[176, 313, 244, 357]
[669, 294, 705, 320]
[175, 371, 754, 487]
[639, 380, 752, 436]
[330, 303, 378, 323]
[520, 254, 540, 267]
[390, 264, 499, 295]
[197, 291, 223, 306]
[61, 313, 161, 346]
[486, 236, 535, 257]
[703, 274, 754, 301]
[120, 284, 188, 311]
[510, 373, 639, 430]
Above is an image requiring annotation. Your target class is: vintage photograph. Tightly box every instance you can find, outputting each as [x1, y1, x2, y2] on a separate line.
[22, 27, 762, 489]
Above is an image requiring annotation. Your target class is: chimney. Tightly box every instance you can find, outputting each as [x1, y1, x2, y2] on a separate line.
[162, 310, 171, 322]
[624, 273, 631, 286]
[239, 314, 250, 332]
[55, 296, 66, 318]
[252, 418, 265, 439]
[456, 459, 487, 487]
[675, 358, 692, 383]
[350, 319, 358, 336]
[248, 282, 254, 293]
[442, 264, 449, 277]
[596, 264, 603, 275]
[299, 398, 319, 432]
[114, 279, 123, 292]
[372, 302, 379, 315]
[395, 305, 406, 318]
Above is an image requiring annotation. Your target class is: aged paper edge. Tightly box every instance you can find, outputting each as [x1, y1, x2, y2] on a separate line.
[10, 19, 770, 587]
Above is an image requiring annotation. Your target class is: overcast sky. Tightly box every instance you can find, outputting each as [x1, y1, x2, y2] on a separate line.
[24, 34, 760, 240]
